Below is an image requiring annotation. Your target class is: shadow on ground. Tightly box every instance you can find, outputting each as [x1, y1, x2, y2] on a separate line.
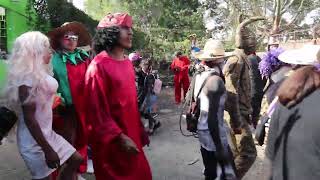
[0, 87, 268, 180]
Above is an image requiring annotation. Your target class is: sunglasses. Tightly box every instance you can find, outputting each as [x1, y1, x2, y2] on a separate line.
[64, 35, 79, 41]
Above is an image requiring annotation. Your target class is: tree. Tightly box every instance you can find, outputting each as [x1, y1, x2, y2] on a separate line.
[46, 0, 98, 33]
[84, 0, 206, 61]
[28, 0, 98, 34]
[204, 0, 320, 37]
[84, 0, 128, 20]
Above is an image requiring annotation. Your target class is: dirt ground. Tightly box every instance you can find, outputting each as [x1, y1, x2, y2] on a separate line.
[0, 87, 269, 180]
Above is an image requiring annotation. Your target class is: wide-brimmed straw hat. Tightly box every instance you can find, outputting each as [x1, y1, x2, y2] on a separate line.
[278, 45, 320, 65]
[48, 22, 92, 50]
[194, 39, 225, 61]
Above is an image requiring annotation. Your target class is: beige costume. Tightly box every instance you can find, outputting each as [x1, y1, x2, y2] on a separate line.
[224, 16, 264, 179]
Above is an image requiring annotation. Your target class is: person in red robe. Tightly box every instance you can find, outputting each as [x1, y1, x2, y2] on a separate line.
[84, 13, 152, 180]
[171, 52, 190, 104]
[48, 22, 92, 177]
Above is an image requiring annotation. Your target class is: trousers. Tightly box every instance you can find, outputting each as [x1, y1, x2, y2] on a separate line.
[174, 75, 190, 104]
[200, 147, 237, 180]
[226, 113, 257, 179]
[201, 147, 218, 180]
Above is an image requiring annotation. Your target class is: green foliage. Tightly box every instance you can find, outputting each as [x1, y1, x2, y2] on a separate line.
[46, 0, 98, 34]
[85, 0, 206, 61]
[84, 0, 128, 20]
[130, 28, 149, 52]
[26, 0, 50, 32]
[29, 0, 98, 35]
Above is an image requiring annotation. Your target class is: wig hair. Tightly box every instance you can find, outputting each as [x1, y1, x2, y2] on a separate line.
[1, 31, 53, 113]
[259, 48, 285, 78]
[93, 26, 120, 54]
[176, 51, 182, 57]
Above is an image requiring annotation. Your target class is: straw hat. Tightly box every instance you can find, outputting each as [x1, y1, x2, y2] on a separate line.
[194, 39, 225, 61]
[48, 22, 92, 50]
[278, 45, 320, 65]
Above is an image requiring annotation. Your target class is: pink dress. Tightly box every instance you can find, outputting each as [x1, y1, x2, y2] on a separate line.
[17, 75, 76, 179]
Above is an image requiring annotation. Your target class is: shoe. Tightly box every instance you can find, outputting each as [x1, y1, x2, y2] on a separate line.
[86, 159, 94, 174]
[152, 113, 159, 118]
[78, 174, 86, 180]
[153, 121, 161, 131]
[148, 128, 154, 135]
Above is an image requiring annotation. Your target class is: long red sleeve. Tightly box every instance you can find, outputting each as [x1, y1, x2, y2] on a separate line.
[171, 58, 177, 71]
[181, 56, 190, 71]
[85, 61, 122, 145]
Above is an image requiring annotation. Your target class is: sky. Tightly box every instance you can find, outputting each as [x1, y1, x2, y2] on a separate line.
[73, 0, 84, 10]
[73, 0, 317, 28]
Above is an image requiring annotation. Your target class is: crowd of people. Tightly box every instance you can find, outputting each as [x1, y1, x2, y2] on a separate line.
[0, 11, 319, 180]
[175, 16, 320, 180]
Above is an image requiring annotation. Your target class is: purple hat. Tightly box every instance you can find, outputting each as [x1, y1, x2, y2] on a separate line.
[129, 52, 142, 62]
[259, 48, 285, 78]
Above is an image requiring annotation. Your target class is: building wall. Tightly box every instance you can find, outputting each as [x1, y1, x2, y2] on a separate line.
[0, 0, 31, 52]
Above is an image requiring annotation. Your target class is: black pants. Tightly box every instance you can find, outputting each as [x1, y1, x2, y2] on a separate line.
[201, 147, 219, 180]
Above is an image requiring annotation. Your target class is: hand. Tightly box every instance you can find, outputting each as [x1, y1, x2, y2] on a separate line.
[52, 95, 62, 109]
[174, 67, 181, 72]
[44, 148, 60, 169]
[119, 133, 140, 155]
[182, 66, 189, 71]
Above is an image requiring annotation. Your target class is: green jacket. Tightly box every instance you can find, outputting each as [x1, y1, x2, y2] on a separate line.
[223, 49, 252, 128]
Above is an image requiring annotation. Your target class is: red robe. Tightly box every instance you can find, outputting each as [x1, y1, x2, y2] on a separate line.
[85, 51, 151, 180]
[52, 58, 90, 173]
[170, 56, 190, 103]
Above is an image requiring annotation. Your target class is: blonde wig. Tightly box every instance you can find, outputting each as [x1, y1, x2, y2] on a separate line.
[1, 31, 53, 113]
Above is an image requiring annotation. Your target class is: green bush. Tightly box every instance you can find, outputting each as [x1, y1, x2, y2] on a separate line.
[46, 0, 98, 34]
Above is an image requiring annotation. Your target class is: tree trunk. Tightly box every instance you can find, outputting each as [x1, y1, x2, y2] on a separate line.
[273, 16, 281, 34]
[272, 0, 282, 34]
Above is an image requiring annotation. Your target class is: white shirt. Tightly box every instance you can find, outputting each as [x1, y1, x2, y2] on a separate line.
[194, 67, 229, 151]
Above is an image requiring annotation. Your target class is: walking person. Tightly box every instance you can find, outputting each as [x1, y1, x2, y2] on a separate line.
[258, 47, 290, 118]
[136, 59, 161, 134]
[2, 31, 83, 180]
[129, 52, 142, 70]
[84, 13, 152, 180]
[266, 45, 320, 180]
[248, 52, 266, 128]
[223, 17, 264, 179]
[193, 39, 237, 180]
[48, 22, 92, 176]
[171, 52, 190, 104]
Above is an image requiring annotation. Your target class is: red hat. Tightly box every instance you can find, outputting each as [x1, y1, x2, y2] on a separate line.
[97, 13, 133, 29]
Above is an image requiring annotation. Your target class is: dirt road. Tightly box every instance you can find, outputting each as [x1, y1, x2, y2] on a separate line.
[0, 88, 268, 180]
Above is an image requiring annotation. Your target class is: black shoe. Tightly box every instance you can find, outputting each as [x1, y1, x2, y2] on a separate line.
[152, 113, 159, 118]
[153, 121, 161, 131]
